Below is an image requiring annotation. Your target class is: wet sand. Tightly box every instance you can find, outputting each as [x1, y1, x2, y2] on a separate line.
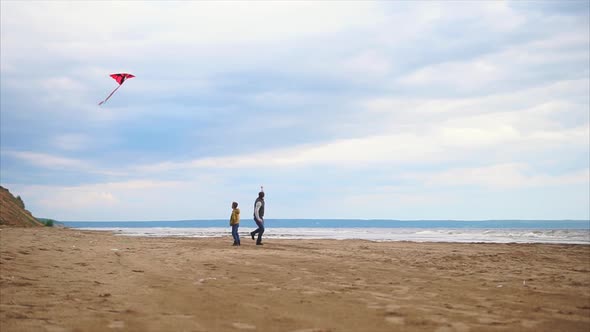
[1, 227, 589, 332]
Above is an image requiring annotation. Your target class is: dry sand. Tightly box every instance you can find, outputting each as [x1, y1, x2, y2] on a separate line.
[1, 227, 589, 332]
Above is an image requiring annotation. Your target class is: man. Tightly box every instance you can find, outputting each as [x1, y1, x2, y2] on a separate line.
[250, 190, 265, 245]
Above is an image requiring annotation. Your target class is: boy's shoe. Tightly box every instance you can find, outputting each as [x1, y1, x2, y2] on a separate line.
[256, 242, 263, 246]
[250, 232, 255, 240]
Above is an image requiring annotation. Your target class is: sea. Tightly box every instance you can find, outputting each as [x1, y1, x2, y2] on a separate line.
[62, 219, 590, 244]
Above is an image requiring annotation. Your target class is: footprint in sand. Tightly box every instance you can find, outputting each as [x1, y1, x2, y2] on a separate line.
[434, 323, 470, 332]
[520, 319, 540, 328]
[435, 327, 454, 332]
[366, 303, 383, 310]
[108, 321, 125, 329]
[385, 304, 402, 313]
[232, 322, 256, 330]
[477, 317, 507, 325]
[385, 316, 405, 325]
[44, 326, 69, 332]
[366, 302, 401, 313]
[383, 304, 406, 326]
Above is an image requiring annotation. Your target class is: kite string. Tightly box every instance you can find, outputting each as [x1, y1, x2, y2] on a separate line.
[98, 84, 122, 106]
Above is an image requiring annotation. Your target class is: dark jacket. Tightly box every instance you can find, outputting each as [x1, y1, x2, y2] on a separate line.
[254, 197, 265, 223]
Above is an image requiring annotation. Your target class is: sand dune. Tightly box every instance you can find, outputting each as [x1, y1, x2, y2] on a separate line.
[1, 227, 589, 331]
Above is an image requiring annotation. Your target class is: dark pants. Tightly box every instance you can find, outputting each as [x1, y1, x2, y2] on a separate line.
[232, 224, 240, 245]
[251, 220, 264, 244]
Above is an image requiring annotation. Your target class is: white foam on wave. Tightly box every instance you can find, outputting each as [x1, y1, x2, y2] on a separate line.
[78, 227, 590, 244]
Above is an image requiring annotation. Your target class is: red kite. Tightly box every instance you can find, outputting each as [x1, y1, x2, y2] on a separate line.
[98, 73, 135, 106]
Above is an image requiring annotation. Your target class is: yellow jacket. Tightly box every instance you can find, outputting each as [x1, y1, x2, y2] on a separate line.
[230, 208, 240, 226]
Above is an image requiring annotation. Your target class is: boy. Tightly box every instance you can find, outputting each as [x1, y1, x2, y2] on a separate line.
[230, 202, 240, 246]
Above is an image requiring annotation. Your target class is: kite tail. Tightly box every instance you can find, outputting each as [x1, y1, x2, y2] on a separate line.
[98, 84, 122, 106]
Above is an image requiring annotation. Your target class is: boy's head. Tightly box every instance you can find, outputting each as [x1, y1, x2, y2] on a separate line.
[258, 191, 265, 198]
[232, 202, 238, 209]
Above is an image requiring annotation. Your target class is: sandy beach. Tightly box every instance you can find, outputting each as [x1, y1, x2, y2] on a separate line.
[1, 227, 589, 332]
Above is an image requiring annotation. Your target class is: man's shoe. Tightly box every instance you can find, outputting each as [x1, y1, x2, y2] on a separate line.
[256, 242, 263, 246]
[251, 232, 255, 240]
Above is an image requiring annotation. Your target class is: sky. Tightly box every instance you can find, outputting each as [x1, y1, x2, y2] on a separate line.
[1, 1, 589, 221]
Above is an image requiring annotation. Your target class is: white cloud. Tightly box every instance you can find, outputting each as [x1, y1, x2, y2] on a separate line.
[397, 30, 589, 91]
[40, 77, 87, 92]
[130, 76, 589, 172]
[52, 133, 92, 151]
[6, 178, 227, 220]
[4, 151, 90, 170]
[363, 79, 589, 130]
[399, 59, 502, 89]
[131, 120, 588, 173]
[1, 150, 127, 176]
[373, 1, 524, 48]
[1, 2, 383, 63]
[40, 190, 119, 210]
[1, 2, 588, 220]
[402, 163, 589, 189]
[340, 50, 392, 78]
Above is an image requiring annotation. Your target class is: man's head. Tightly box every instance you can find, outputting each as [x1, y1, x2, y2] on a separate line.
[232, 202, 238, 209]
[258, 191, 265, 199]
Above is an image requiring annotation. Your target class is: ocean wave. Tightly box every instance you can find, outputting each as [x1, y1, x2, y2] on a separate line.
[78, 227, 590, 244]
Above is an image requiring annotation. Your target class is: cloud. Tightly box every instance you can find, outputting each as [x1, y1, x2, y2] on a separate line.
[1, 2, 588, 220]
[361, 78, 589, 132]
[402, 163, 590, 189]
[6, 178, 226, 220]
[40, 191, 119, 210]
[340, 50, 393, 78]
[0, 150, 127, 177]
[130, 122, 587, 174]
[52, 133, 92, 151]
[3, 151, 90, 170]
[399, 59, 502, 89]
[128, 75, 589, 173]
[397, 32, 589, 92]
[1, 2, 383, 65]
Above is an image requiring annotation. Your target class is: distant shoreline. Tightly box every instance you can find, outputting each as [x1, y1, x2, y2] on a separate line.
[58, 218, 590, 222]
[59, 222, 590, 245]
